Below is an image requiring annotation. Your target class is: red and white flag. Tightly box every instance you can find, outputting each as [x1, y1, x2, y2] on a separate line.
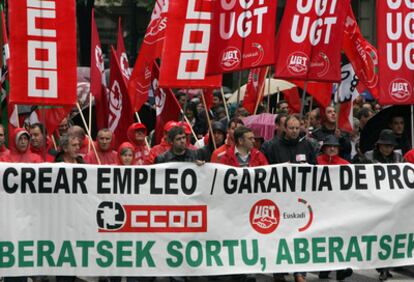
[153, 63, 181, 144]
[108, 47, 134, 148]
[116, 17, 131, 81]
[28, 106, 73, 137]
[207, 0, 278, 74]
[158, 0, 222, 88]
[377, 1, 414, 105]
[243, 67, 267, 114]
[275, 0, 349, 82]
[336, 63, 359, 132]
[343, 5, 378, 99]
[90, 9, 108, 129]
[9, 0, 77, 106]
[128, 0, 168, 112]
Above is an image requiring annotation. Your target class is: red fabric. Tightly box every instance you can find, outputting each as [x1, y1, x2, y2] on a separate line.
[203, 89, 213, 111]
[317, 154, 350, 165]
[0, 145, 9, 159]
[127, 123, 149, 165]
[30, 139, 55, 162]
[404, 150, 414, 164]
[91, 9, 108, 129]
[128, 0, 167, 112]
[1, 128, 42, 163]
[211, 139, 233, 163]
[283, 87, 301, 113]
[153, 63, 181, 144]
[79, 138, 91, 156]
[243, 67, 267, 114]
[8, 0, 77, 106]
[116, 17, 130, 81]
[219, 145, 268, 167]
[29, 106, 72, 139]
[377, 1, 413, 105]
[84, 141, 118, 165]
[144, 137, 171, 165]
[158, 0, 222, 88]
[275, 0, 349, 82]
[117, 142, 137, 165]
[208, 0, 277, 73]
[293, 80, 332, 108]
[343, 5, 378, 99]
[108, 47, 134, 148]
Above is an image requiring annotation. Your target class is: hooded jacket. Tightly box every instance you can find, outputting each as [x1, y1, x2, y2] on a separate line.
[117, 142, 137, 165]
[127, 123, 149, 165]
[316, 154, 350, 165]
[144, 137, 171, 165]
[1, 128, 42, 163]
[84, 141, 118, 165]
[219, 145, 268, 167]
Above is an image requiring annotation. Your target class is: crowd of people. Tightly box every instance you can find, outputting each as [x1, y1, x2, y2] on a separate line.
[1, 90, 414, 282]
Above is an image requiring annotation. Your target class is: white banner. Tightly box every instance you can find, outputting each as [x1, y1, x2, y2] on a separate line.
[1, 162, 414, 276]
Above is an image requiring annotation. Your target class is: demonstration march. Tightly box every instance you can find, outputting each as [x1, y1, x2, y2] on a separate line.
[2, 0, 414, 282]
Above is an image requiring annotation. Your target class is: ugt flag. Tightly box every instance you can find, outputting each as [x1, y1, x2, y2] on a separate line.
[377, 1, 414, 105]
[275, 0, 349, 82]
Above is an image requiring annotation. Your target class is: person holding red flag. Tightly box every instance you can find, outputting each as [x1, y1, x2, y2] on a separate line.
[84, 129, 118, 165]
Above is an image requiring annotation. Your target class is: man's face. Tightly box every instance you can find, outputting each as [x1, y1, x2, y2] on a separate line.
[134, 130, 146, 143]
[285, 118, 301, 140]
[0, 127, 5, 147]
[172, 133, 187, 152]
[178, 95, 187, 107]
[378, 144, 394, 157]
[58, 118, 69, 134]
[325, 107, 336, 124]
[279, 102, 289, 113]
[228, 122, 243, 140]
[16, 134, 29, 153]
[64, 138, 81, 159]
[239, 131, 255, 151]
[360, 111, 373, 127]
[213, 96, 222, 108]
[97, 131, 112, 151]
[323, 145, 339, 157]
[277, 117, 287, 136]
[30, 127, 45, 149]
[309, 111, 320, 127]
[390, 117, 404, 135]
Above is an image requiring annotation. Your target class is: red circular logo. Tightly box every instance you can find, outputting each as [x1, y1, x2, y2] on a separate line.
[249, 199, 280, 234]
[287, 52, 309, 75]
[221, 47, 241, 71]
[389, 78, 412, 102]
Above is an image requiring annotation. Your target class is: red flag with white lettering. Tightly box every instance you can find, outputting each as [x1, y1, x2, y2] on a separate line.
[207, 0, 277, 74]
[275, 0, 349, 82]
[343, 5, 379, 99]
[90, 9, 108, 129]
[128, 0, 168, 112]
[153, 63, 181, 144]
[116, 17, 131, 81]
[109, 47, 134, 148]
[8, 0, 77, 106]
[243, 67, 267, 114]
[159, 0, 222, 88]
[377, 1, 414, 105]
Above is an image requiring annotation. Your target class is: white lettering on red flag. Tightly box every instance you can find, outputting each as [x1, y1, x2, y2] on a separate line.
[207, 0, 278, 74]
[377, 0, 414, 105]
[9, 0, 76, 106]
[158, 0, 222, 88]
[275, 0, 349, 82]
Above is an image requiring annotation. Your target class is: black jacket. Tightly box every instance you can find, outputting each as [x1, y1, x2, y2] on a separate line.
[262, 135, 316, 164]
[155, 149, 199, 163]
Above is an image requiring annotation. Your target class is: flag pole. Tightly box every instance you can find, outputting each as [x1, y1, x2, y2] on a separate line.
[180, 110, 199, 143]
[76, 103, 101, 165]
[134, 112, 151, 150]
[236, 71, 242, 105]
[267, 69, 271, 113]
[220, 87, 230, 121]
[88, 93, 93, 153]
[201, 90, 216, 150]
[299, 81, 308, 119]
[253, 67, 269, 115]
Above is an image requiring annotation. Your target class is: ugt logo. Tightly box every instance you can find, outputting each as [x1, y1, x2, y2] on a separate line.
[97, 201, 126, 230]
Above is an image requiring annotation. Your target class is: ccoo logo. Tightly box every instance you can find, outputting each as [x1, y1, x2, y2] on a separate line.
[97, 201, 126, 230]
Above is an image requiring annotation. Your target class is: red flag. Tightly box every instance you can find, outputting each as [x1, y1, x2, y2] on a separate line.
[158, 0, 222, 88]
[283, 88, 301, 114]
[9, 0, 77, 106]
[153, 63, 181, 144]
[203, 89, 213, 111]
[207, 0, 278, 74]
[275, 0, 349, 82]
[377, 1, 414, 105]
[29, 106, 73, 137]
[128, 0, 168, 112]
[90, 9, 108, 129]
[108, 47, 134, 148]
[243, 67, 267, 114]
[116, 17, 131, 81]
[293, 80, 332, 108]
[343, 5, 378, 99]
